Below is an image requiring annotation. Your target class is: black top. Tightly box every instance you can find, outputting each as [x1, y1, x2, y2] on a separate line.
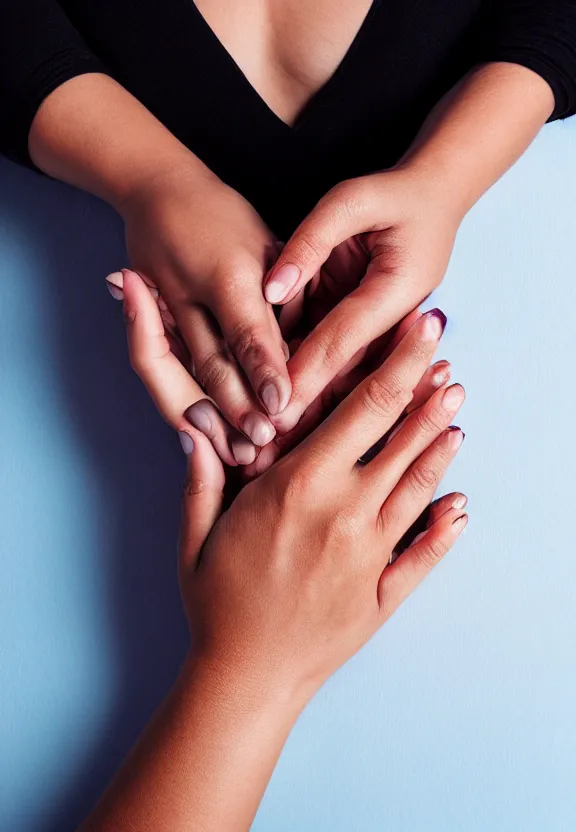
[1, 0, 575, 238]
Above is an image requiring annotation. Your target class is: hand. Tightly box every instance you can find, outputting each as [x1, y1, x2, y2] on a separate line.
[119, 269, 257, 467]
[116, 166, 291, 449]
[118, 270, 454, 479]
[178, 310, 467, 701]
[263, 165, 463, 432]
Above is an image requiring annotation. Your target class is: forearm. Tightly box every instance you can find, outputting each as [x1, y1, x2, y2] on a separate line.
[28, 73, 215, 213]
[79, 654, 305, 832]
[398, 62, 555, 217]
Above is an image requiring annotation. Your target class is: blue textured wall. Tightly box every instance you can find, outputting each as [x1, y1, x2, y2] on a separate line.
[1, 117, 575, 831]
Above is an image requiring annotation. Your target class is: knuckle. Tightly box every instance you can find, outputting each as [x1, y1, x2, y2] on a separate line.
[183, 477, 206, 499]
[363, 373, 409, 418]
[228, 322, 268, 372]
[330, 179, 365, 219]
[416, 536, 448, 569]
[414, 405, 446, 435]
[409, 462, 440, 494]
[315, 319, 358, 371]
[196, 351, 231, 391]
[291, 231, 325, 264]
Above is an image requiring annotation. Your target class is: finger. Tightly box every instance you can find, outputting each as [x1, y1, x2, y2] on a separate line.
[407, 360, 451, 413]
[179, 432, 226, 574]
[427, 492, 467, 527]
[105, 269, 159, 301]
[211, 279, 292, 416]
[264, 180, 376, 304]
[185, 399, 257, 467]
[378, 505, 468, 619]
[242, 440, 280, 480]
[362, 384, 465, 505]
[296, 309, 446, 469]
[276, 277, 434, 433]
[179, 305, 275, 447]
[390, 490, 467, 560]
[380, 426, 465, 548]
[121, 269, 206, 428]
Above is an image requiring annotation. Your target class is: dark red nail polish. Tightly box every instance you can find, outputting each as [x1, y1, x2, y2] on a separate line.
[427, 308, 447, 333]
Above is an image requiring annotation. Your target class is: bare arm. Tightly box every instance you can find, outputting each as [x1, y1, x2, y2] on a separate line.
[28, 72, 214, 210]
[29, 71, 292, 451]
[264, 62, 556, 433]
[79, 274, 468, 831]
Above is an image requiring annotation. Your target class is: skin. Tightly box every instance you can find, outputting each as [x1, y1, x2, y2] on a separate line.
[29, 4, 555, 455]
[79, 280, 468, 832]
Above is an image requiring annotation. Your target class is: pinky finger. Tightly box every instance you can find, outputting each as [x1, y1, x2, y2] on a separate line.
[378, 506, 468, 620]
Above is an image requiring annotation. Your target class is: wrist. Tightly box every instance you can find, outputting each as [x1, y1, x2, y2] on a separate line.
[113, 152, 219, 218]
[180, 651, 313, 723]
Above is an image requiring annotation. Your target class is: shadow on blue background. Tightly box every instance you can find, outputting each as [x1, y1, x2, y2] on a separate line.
[0, 158, 189, 831]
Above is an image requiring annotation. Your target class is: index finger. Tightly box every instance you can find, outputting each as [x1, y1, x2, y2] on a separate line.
[296, 309, 446, 468]
[211, 277, 292, 416]
[276, 272, 427, 432]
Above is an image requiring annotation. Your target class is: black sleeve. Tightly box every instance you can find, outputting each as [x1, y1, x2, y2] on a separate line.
[476, 0, 576, 120]
[0, 0, 107, 167]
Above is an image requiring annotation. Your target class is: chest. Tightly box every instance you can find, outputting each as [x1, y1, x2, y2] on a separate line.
[193, 0, 376, 125]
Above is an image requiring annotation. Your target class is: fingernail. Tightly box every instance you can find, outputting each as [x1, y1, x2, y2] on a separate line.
[446, 426, 465, 449]
[452, 494, 467, 510]
[412, 530, 427, 546]
[241, 412, 276, 446]
[120, 268, 160, 298]
[231, 439, 257, 465]
[422, 308, 447, 340]
[265, 264, 300, 304]
[442, 384, 465, 411]
[452, 514, 468, 534]
[260, 382, 282, 416]
[431, 361, 450, 387]
[178, 431, 194, 455]
[186, 407, 212, 434]
[282, 341, 290, 362]
[105, 273, 124, 300]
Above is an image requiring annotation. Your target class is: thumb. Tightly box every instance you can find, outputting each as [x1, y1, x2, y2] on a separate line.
[264, 180, 376, 305]
[178, 431, 225, 572]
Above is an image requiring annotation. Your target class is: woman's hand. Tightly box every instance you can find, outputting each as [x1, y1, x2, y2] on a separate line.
[180, 309, 466, 700]
[120, 268, 257, 467]
[86, 293, 467, 832]
[118, 167, 291, 448]
[119, 270, 455, 477]
[264, 165, 462, 433]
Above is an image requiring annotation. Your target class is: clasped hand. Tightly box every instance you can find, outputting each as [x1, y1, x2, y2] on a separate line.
[107, 163, 461, 464]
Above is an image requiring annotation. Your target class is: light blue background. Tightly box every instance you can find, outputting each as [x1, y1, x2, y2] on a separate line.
[1, 118, 575, 832]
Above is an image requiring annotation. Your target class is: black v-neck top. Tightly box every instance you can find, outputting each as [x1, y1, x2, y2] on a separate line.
[1, 0, 575, 238]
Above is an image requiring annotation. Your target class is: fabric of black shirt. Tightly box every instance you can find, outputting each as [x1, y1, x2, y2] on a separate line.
[1, 0, 575, 239]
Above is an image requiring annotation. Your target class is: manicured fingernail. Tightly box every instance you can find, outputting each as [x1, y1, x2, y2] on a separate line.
[452, 514, 468, 533]
[231, 439, 257, 465]
[431, 361, 450, 387]
[265, 263, 300, 303]
[120, 267, 159, 298]
[105, 273, 124, 300]
[186, 407, 212, 434]
[178, 431, 194, 455]
[442, 383, 465, 411]
[412, 530, 427, 546]
[446, 426, 465, 449]
[260, 382, 282, 415]
[422, 308, 447, 340]
[241, 412, 276, 446]
[452, 494, 467, 510]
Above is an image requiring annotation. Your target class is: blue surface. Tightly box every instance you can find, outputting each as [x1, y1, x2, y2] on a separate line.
[1, 118, 575, 832]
